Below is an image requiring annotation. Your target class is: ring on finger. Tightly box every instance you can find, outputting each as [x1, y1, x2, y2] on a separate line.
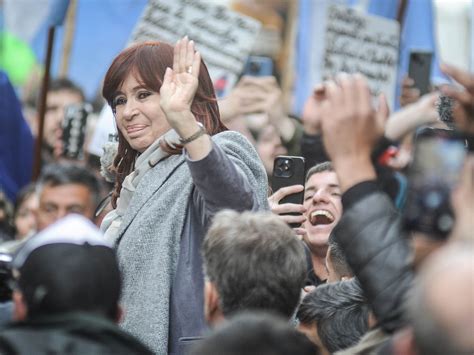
[186, 66, 192, 74]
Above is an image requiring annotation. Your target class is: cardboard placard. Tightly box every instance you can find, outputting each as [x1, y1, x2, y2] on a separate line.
[130, 0, 261, 97]
[321, 4, 400, 107]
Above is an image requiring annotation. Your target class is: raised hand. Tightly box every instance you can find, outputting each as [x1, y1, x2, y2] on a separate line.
[319, 74, 389, 192]
[219, 76, 276, 123]
[400, 76, 421, 107]
[160, 37, 201, 128]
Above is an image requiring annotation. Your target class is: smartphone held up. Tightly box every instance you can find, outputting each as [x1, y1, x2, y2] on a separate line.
[272, 156, 306, 228]
[243, 56, 274, 77]
[403, 131, 467, 238]
[408, 50, 433, 96]
[61, 103, 91, 160]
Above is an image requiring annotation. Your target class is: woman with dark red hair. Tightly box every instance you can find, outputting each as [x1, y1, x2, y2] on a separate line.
[100, 38, 268, 354]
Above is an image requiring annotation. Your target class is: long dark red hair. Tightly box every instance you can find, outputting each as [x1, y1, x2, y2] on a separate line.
[102, 41, 227, 208]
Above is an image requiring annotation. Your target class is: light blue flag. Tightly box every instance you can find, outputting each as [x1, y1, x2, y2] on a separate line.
[294, 0, 314, 116]
[32, 0, 147, 100]
[397, 0, 446, 107]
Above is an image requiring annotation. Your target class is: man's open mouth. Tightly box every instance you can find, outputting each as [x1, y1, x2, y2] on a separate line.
[309, 210, 335, 226]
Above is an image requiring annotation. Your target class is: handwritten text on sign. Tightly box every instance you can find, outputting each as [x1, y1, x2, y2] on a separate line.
[130, 0, 261, 96]
[322, 5, 400, 106]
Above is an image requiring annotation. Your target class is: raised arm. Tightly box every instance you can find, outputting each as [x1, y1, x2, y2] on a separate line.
[319, 74, 412, 333]
[159, 38, 267, 220]
[186, 131, 268, 222]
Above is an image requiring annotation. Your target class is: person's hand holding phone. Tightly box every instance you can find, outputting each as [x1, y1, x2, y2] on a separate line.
[385, 92, 440, 141]
[218, 76, 276, 123]
[268, 184, 307, 236]
[400, 76, 421, 107]
[302, 84, 327, 136]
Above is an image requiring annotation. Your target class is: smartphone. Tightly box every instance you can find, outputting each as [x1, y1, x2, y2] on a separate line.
[408, 50, 433, 96]
[243, 56, 274, 77]
[403, 134, 466, 238]
[62, 103, 91, 160]
[272, 156, 306, 228]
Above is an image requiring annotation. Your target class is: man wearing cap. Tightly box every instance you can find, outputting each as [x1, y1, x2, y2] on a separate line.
[0, 215, 151, 354]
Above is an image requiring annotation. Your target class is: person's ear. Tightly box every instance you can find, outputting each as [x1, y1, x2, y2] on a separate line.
[204, 280, 223, 326]
[393, 327, 418, 355]
[13, 290, 28, 321]
[114, 304, 124, 323]
[367, 311, 377, 329]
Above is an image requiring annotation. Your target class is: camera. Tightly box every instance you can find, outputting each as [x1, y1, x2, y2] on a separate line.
[273, 158, 294, 178]
[243, 56, 273, 77]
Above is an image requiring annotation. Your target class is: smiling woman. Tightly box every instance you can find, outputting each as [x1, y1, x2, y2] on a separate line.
[100, 39, 268, 354]
[112, 75, 170, 153]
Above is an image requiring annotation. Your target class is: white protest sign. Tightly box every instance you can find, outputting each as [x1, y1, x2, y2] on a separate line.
[130, 0, 261, 97]
[321, 4, 400, 108]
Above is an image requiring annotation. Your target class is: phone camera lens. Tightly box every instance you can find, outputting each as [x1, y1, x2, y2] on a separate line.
[250, 62, 261, 74]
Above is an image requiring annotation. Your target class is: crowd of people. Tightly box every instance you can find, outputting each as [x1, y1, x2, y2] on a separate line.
[0, 7, 473, 355]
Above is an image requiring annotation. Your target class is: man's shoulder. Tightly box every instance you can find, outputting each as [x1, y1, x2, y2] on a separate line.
[0, 314, 152, 355]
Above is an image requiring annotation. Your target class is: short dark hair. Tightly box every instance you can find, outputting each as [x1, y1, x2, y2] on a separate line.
[48, 78, 85, 102]
[203, 210, 307, 318]
[191, 312, 319, 355]
[306, 161, 333, 182]
[297, 279, 370, 353]
[37, 163, 101, 207]
[328, 233, 352, 279]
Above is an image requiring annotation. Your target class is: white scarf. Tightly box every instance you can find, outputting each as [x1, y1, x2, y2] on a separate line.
[101, 129, 181, 242]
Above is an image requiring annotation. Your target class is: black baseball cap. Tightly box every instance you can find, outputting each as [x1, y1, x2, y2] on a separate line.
[12, 215, 121, 318]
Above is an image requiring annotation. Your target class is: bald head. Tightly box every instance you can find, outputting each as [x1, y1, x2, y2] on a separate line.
[408, 243, 474, 354]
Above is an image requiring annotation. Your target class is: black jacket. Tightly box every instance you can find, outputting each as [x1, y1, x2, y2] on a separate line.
[332, 181, 413, 333]
[0, 312, 152, 355]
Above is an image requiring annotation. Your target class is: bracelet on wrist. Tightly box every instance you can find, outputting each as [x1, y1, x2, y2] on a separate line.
[179, 122, 207, 145]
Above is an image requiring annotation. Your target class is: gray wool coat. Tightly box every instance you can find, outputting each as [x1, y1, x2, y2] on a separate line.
[111, 131, 269, 354]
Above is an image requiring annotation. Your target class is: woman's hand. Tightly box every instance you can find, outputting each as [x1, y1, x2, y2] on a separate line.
[160, 37, 201, 130]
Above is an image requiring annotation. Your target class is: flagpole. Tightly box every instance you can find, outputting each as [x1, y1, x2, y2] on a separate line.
[32, 26, 55, 181]
[397, 0, 408, 27]
[59, 0, 77, 77]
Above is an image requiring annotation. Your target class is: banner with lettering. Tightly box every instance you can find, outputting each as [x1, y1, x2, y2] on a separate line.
[130, 0, 261, 97]
[321, 4, 400, 108]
